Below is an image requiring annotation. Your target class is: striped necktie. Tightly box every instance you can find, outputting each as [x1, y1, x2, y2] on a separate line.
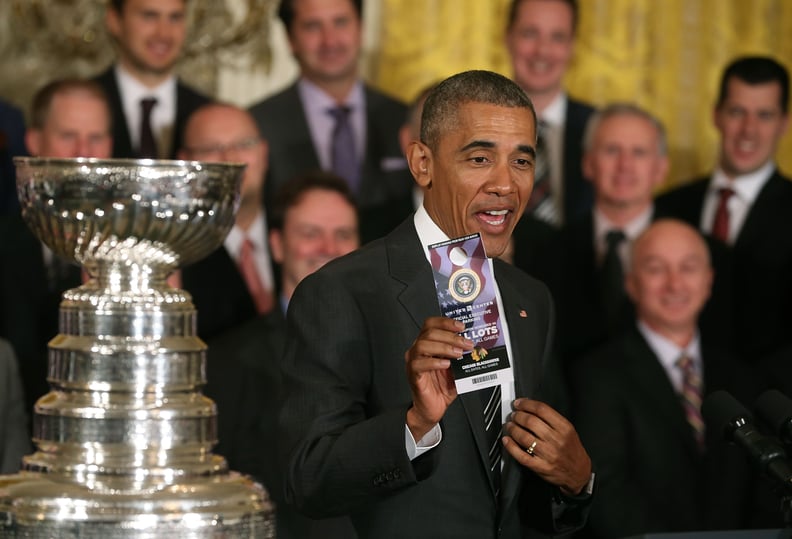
[677, 354, 706, 451]
[479, 384, 502, 496]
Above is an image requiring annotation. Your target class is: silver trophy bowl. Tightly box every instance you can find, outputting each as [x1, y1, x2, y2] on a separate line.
[0, 158, 275, 538]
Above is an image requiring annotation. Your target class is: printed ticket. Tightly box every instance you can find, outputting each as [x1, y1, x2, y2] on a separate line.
[428, 233, 513, 394]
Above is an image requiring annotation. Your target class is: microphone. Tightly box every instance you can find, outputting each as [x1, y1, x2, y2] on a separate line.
[755, 389, 792, 445]
[702, 390, 792, 494]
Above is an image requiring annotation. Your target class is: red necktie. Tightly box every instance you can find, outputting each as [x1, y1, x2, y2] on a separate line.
[238, 238, 273, 315]
[711, 188, 734, 243]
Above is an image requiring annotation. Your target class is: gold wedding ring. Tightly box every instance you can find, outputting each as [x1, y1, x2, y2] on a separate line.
[526, 440, 537, 456]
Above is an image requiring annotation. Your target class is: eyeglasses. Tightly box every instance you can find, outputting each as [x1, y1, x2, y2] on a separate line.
[185, 136, 262, 158]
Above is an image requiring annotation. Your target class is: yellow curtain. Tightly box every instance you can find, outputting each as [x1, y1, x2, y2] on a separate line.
[373, 0, 792, 188]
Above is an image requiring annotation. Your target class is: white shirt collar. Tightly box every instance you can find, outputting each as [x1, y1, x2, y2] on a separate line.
[710, 161, 775, 205]
[539, 91, 568, 127]
[593, 204, 653, 261]
[225, 211, 268, 258]
[414, 204, 451, 261]
[637, 320, 702, 391]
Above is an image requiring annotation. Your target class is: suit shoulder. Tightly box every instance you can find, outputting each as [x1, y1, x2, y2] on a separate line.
[365, 85, 407, 112]
[655, 176, 709, 205]
[249, 84, 299, 116]
[177, 79, 212, 104]
[566, 96, 596, 115]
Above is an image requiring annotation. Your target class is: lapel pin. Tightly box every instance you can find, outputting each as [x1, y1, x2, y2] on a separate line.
[519, 309, 528, 318]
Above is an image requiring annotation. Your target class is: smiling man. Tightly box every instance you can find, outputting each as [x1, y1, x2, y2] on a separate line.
[557, 103, 668, 364]
[250, 0, 413, 244]
[94, 0, 210, 159]
[505, 0, 595, 225]
[655, 56, 792, 362]
[569, 218, 770, 537]
[278, 70, 593, 539]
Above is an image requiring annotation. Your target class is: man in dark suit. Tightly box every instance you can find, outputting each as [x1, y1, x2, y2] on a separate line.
[0, 337, 30, 474]
[95, 0, 210, 159]
[558, 103, 668, 364]
[505, 0, 596, 226]
[278, 70, 593, 539]
[0, 79, 111, 419]
[178, 103, 276, 340]
[0, 98, 26, 214]
[249, 0, 413, 245]
[569, 219, 773, 538]
[655, 56, 792, 363]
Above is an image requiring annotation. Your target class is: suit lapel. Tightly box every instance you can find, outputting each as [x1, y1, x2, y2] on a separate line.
[735, 171, 782, 251]
[625, 328, 702, 458]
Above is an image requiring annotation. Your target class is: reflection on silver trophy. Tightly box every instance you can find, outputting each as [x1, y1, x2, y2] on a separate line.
[0, 157, 274, 537]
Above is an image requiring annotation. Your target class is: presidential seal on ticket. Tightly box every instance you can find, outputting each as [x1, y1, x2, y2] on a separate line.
[429, 232, 513, 394]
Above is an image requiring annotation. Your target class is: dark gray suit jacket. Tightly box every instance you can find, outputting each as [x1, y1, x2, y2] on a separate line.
[0, 337, 31, 474]
[249, 82, 414, 244]
[278, 218, 588, 539]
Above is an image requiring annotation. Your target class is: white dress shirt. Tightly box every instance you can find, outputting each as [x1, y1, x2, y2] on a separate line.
[540, 92, 569, 224]
[224, 212, 275, 294]
[405, 205, 516, 459]
[699, 161, 774, 245]
[115, 65, 177, 158]
[593, 204, 654, 268]
[297, 78, 366, 170]
[637, 320, 702, 394]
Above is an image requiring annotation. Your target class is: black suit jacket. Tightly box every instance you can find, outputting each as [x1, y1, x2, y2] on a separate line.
[249, 82, 414, 244]
[569, 327, 768, 538]
[278, 218, 588, 539]
[0, 337, 30, 474]
[0, 212, 81, 417]
[655, 171, 792, 360]
[93, 66, 212, 159]
[561, 98, 596, 224]
[0, 99, 26, 214]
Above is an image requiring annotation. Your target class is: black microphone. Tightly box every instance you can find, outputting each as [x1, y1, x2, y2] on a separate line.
[702, 390, 792, 494]
[755, 389, 792, 445]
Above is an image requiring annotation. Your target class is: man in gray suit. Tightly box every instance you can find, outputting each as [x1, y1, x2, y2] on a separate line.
[278, 70, 593, 539]
[249, 0, 413, 244]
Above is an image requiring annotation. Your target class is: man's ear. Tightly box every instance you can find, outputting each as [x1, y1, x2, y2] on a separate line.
[269, 229, 284, 264]
[25, 130, 41, 156]
[407, 140, 432, 189]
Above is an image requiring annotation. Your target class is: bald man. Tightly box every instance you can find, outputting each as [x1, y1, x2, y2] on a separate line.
[568, 219, 770, 537]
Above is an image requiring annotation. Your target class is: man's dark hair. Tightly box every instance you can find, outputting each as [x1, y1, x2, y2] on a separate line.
[507, 0, 578, 32]
[30, 78, 111, 130]
[269, 170, 358, 231]
[420, 70, 536, 152]
[717, 56, 790, 114]
[278, 0, 363, 34]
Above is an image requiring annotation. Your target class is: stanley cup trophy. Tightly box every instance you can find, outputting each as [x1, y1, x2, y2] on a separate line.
[0, 157, 275, 537]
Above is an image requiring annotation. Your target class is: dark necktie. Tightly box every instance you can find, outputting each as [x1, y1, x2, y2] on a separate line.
[601, 229, 627, 333]
[526, 121, 559, 226]
[139, 97, 158, 159]
[479, 384, 502, 496]
[677, 354, 706, 451]
[238, 238, 273, 315]
[711, 187, 734, 243]
[328, 105, 360, 193]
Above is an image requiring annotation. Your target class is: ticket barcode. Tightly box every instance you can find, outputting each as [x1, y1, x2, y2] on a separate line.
[472, 374, 498, 385]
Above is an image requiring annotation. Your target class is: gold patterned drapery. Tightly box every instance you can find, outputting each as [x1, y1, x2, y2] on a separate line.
[373, 0, 792, 188]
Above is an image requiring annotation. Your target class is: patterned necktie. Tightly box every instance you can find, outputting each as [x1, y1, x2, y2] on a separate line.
[139, 97, 158, 159]
[677, 354, 706, 451]
[711, 187, 734, 243]
[328, 105, 360, 193]
[600, 229, 627, 333]
[479, 384, 502, 496]
[526, 120, 559, 226]
[237, 238, 273, 315]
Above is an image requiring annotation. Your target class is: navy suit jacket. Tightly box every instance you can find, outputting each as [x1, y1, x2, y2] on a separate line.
[249, 82, 414, 244]
[278, 218, 588, 539]
[93, 66, 211, 159]
[655, 170, 792, 361]
[0, 99, 27, 214]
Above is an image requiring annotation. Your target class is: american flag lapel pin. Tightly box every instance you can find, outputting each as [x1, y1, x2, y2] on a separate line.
[519, 309, 528, 318]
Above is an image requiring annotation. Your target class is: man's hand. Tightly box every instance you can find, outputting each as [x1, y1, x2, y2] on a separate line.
[405, 317, 472, 440]
[503, 399, 592, 496]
